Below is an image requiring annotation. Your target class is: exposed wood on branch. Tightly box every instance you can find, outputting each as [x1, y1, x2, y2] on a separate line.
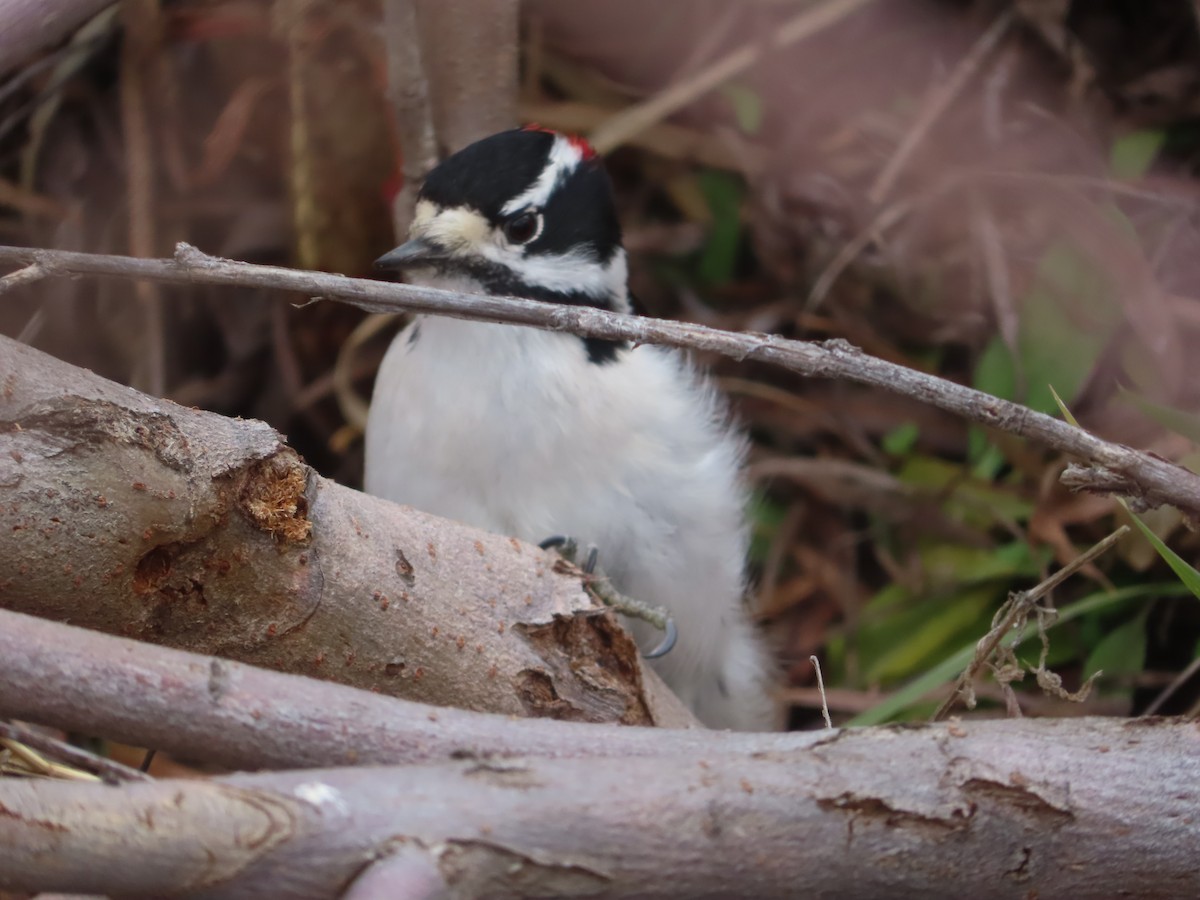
[2, 242, 1197, 520]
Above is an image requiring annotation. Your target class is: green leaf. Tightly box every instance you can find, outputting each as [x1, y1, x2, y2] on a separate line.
[1110, 129, 1165, 179]
[973, 336, 1017, 401]
[917, 541, 1042, 589]
[863, 584, 996, 684]
[846, 583, 1185, 726]
[968, 437, 1007, 481]
[696, 171, 743, 286]
[896, 456, 1034, 525]
[1083, 612, 1147, 681]
[969, 339, 1016, 475]
[1020, 244, 1121, 414]
[720, 83, 763, 135]
[881, 422, 920, 456]
[973, 240, 1119, 432]
[745, 490, 786, 564]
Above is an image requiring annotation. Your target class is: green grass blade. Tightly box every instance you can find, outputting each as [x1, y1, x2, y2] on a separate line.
[1051, 383, 1200, 600]
[1120, 503, 1200, 600]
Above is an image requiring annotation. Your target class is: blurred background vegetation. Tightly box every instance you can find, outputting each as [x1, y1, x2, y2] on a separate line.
[3, 0, 1200, 731]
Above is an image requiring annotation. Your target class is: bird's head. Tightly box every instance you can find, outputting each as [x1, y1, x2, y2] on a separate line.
[375, 127, 629, 312]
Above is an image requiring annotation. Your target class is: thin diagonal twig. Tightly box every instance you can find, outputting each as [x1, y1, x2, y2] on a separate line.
[588, 0, 879, 154]
[3, 242, 1200, 521]
[868, 11, 1014, 204]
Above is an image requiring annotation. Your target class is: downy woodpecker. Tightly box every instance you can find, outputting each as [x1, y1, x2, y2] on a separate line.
[364, 127, 773, 730]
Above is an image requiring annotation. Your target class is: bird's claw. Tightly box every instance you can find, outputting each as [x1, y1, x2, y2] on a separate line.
[536, 533, 677, 659]
[643, 617, 678, 659]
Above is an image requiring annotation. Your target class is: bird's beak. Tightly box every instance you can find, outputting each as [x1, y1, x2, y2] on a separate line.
[374, 237, 445, 272]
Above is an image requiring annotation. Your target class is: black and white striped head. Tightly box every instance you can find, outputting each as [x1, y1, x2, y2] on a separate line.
[375, 127, 630, 314]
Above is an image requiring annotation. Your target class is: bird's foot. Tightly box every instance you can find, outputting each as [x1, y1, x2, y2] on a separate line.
[537, 535, 677, 658]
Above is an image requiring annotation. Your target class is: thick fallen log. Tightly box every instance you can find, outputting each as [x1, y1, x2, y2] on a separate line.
[0, 334, 693, 728]
[0, 716, 1195, 898]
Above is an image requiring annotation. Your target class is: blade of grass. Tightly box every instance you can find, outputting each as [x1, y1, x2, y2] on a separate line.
[1119, 505, 1200, 599]
[1050, 384, 1200, 600]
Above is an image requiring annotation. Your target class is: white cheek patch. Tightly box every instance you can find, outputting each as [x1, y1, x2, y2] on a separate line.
[501, 136, 583, 216]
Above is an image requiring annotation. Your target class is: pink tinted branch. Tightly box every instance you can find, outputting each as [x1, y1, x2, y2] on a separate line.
[2, 717, 1197, 897]
[1, 241, 1197, 518]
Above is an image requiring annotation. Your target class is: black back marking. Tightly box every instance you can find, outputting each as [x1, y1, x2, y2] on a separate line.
[584, 337, 623, 365]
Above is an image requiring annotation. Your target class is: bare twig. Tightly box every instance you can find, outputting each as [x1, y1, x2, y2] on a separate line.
[0, 721, 149, 784]
[868, 11, 1014, 204]
[0, 176, 67, 220]
[3, 241, 1197, 520]
[805, 195, 915, 309]
[932, 526, 1130, 721]
[283, 0, 319, 271]
[810, 655, 832, 730]
[0, 262, 45, 295]
[1141, 654, 1200, 716]
[588, 0, 879, 154]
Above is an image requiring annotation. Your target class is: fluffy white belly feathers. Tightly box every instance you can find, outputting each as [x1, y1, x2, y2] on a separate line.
[365, 310, 774, 730]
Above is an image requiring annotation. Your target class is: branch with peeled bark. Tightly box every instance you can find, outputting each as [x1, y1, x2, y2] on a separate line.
[1, 241, 1198, 520]
[0, 711, 1195, 897]
[0, 334, 694, 728]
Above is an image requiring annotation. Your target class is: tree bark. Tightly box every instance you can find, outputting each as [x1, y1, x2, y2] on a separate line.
[0, 607, 713, 771]
[0, 335, 694, 728]
[381, 0, 439, 237]
[0, 717, 1195, 898]
[415, 0, 520, 152]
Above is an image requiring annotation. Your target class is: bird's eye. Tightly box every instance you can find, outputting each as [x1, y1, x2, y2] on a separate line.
[503, 210, 542, 245]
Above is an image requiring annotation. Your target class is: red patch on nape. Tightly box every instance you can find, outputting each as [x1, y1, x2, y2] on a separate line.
[521, 123, 597, 160]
